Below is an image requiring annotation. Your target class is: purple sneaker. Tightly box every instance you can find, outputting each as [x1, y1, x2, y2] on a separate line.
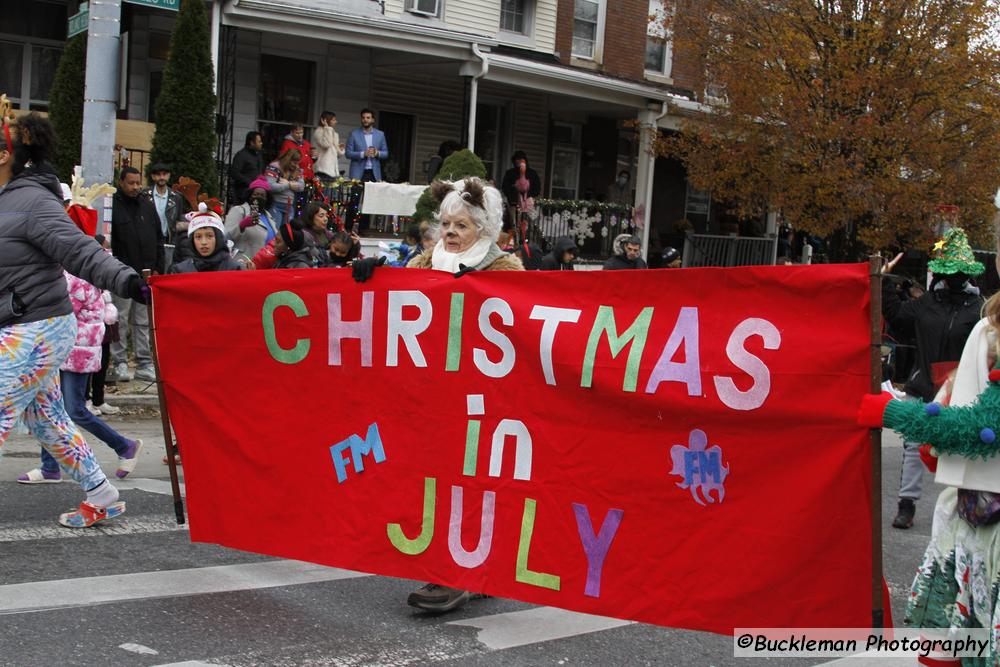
[17, 468, 61, 484]
[115, 439, 143, 479]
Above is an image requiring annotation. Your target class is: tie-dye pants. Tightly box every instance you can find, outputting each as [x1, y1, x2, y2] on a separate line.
[0, 315, 107, 491]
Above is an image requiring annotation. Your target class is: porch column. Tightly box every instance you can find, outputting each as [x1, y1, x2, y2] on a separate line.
[634, 108, 659, 261]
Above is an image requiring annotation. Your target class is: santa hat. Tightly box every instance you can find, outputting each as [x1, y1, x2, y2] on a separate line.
[186, 202, 225, 237]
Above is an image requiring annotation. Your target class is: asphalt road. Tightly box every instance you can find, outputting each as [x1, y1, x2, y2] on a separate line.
[0, 415, 929, 666]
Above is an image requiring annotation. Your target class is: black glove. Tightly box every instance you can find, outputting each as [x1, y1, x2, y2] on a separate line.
[454, 264, 477, 278]
[126, 274, 150, 304]
[352, 256, 387, 283]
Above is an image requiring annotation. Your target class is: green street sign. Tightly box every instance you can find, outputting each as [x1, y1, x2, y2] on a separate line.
[123, 0, 180, 9]
[67, 5, 89, 38]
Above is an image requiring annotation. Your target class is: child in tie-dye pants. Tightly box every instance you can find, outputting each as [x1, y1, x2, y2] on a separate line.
[0, 315, 124, 527]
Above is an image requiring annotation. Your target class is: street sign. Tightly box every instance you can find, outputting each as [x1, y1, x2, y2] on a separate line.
[67, 4, 89, 38]
[123, 0, 180, 9]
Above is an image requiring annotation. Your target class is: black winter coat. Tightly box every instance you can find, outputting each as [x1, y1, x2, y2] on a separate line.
[111, 191, 165, 274]
[229, 148, 264, 198]
[883, 280, 984, 401]
[540, 236, 578, 271]
[500, 165, 542, 207]
[602, 254, 647, 270]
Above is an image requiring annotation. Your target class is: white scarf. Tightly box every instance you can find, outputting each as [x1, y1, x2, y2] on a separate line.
[431, 238, 492, 273]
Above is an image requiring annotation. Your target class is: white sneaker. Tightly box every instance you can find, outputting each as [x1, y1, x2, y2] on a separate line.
[114, 362, 133, 382]
[95, 402, 120, 415]
[134, 366, 156, 382]
[85, 400, 101, 416]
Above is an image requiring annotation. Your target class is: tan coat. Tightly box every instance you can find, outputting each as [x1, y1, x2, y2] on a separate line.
[407, 249, 524, 271]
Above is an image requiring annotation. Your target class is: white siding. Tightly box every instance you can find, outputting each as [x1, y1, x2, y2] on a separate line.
[444, 0, 500, 37]
[323, 44, 374, 146]
[533, 0, 557, 54]
[480, 80, 548, 184]
[231, 30, 261, 148]
[372, 66, 465, 184]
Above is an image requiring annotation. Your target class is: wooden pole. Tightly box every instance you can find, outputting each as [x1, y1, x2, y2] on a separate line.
[142, 269, 185, 525]
[868, 256, 884, 629]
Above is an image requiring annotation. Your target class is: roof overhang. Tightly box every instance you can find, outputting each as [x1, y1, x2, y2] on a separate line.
[224, 0, 496, 61]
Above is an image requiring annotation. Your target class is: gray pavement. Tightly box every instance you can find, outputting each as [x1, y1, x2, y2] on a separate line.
[0, 415, 932, 666]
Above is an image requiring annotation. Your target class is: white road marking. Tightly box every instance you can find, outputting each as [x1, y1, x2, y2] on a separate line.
[119, 642, 160, 655]
[448, 606, 634, 650]
[0, 560, 369, 615]
[116, 477, 185, 496]
[0, 515, 188, 543]
[151, 662, 229, 667]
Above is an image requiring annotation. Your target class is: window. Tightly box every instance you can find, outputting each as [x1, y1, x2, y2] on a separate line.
[257, 54, 316, 158]
[405, 0, 440, 18]
[0, 40, 63, 111]
[571, 0, 604, 60]
[500, 0, 529, 34]
[645, 0, 672, 77]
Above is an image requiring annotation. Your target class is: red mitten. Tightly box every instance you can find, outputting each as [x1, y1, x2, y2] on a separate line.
[857, 392, 894, 428]
[238, 215, 255, 231]
[919, 444, 938, 472]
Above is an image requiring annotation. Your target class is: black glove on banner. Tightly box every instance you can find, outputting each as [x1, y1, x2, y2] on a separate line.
[454, 264, 477, 278]
[127, 275, 150, 304]
[352, 256, 387, 283]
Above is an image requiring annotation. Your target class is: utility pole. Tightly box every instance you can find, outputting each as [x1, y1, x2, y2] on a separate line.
[80, 0, 122, 214]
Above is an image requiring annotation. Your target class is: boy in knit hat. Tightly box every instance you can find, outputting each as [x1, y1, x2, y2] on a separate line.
[168, 203, 244, 274]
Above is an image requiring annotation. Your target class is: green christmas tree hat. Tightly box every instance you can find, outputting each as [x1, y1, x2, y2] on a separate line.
[927, 227, 985, 276]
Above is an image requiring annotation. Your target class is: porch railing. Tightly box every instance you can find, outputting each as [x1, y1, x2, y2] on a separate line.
[528, 199, 635, 259]
[682, 233, 778, 268]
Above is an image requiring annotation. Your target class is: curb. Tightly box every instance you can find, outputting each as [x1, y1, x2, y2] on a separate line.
[104, 386, 161, 408]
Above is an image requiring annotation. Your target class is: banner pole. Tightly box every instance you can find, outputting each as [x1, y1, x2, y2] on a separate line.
[868, 256, 884, 629]
[143, 269, 186, 525]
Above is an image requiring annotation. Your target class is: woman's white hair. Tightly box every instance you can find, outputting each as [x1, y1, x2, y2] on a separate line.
[432, 177, 504, 242]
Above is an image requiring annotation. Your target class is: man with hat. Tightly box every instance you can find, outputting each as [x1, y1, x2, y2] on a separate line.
[144, 162, 187, 263]
[882, 227, 985, 529]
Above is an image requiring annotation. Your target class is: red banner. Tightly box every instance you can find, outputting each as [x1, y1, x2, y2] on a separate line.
[150, 264, 873, 633]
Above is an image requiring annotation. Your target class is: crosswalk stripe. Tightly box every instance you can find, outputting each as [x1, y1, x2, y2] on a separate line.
[447, 606, 634, 649]
[115, 477, 186, 496]
[0, 560, 369, 615]
[0, 515, 188, 543]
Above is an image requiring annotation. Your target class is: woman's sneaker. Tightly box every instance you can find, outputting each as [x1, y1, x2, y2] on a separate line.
[406, 583, 475, 613]
[95, 402, 120, 415]
[114, 363, 133, 382]
[85, 400, 101, 416]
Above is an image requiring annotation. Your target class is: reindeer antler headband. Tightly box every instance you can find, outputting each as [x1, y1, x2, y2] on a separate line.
[0, 94, 14, 151]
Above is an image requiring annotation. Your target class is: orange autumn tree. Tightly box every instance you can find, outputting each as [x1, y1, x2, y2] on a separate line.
[656, 0, 1000, 258]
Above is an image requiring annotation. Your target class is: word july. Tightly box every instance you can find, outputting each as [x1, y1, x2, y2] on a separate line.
[262, 291, 782, 411]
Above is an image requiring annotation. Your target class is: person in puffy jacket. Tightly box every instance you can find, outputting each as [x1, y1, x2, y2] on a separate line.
[225, 177, 277, 267]
[0, 112, 146, 528]
[168, 204, 245, 274]
[17, 271, 143, 485]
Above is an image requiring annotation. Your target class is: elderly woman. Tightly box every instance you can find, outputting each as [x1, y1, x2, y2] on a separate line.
[353, 177, 522, 613]
[0, 112, 145, 527]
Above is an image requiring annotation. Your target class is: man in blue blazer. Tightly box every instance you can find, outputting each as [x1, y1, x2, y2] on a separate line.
[346, 109, 389, 182]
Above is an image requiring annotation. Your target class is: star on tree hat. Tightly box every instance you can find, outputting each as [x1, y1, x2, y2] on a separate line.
[927, 227, 984, 276]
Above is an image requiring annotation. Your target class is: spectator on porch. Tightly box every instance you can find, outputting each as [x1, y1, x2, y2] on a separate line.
[265, 149, 304, 225]
[500, 150, 541, 210]
[312, 111, 345, 182]
[603, 234, 647, 270]
[279, 124, 314, 181]
[346, 108, 389, 183]
[605, 169, 632, 205]
[229, 131, 265, 203]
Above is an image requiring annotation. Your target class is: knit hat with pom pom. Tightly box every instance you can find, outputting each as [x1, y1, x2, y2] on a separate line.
[186, 201, 225, 237]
